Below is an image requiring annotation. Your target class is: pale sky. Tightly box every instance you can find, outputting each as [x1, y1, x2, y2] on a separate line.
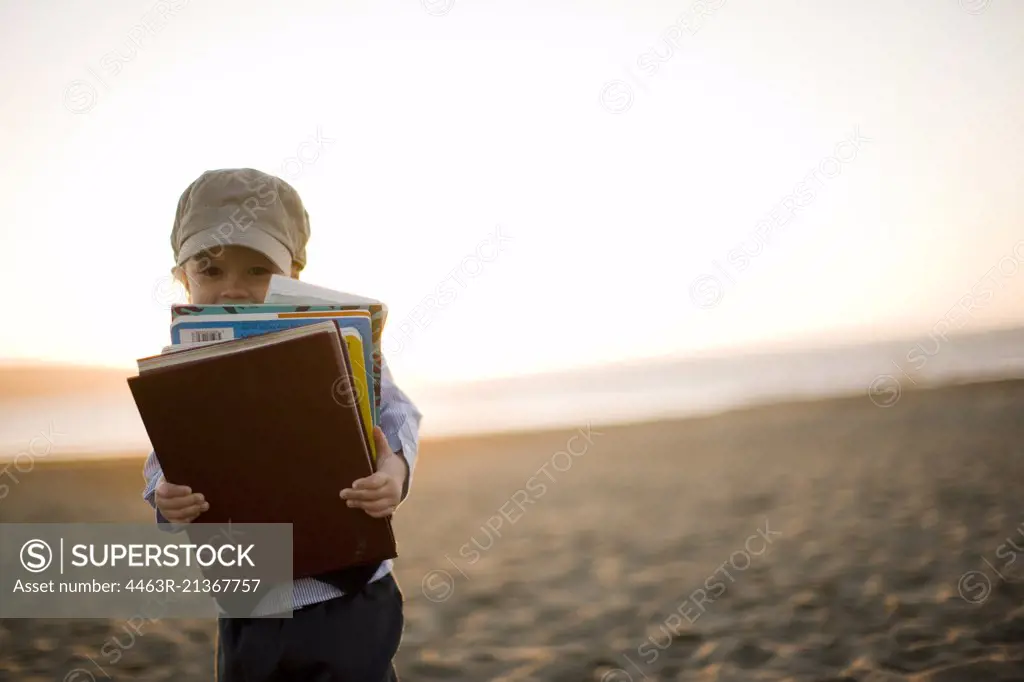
[1, 0, 1022, 390]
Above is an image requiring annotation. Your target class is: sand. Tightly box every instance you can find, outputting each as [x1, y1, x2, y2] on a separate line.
[1, 380, 1023, 681]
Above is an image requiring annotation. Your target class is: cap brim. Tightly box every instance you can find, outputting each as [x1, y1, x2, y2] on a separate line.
[176, 226, 293, 275]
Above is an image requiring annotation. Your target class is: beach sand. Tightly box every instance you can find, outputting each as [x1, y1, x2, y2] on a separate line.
[1, 380, 1023, 681]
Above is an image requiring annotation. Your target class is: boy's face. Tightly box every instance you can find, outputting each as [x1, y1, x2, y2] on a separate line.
[175, 245, 297, 304]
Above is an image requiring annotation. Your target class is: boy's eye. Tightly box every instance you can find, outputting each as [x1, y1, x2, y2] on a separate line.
[198, 267, 221, 278]
[249, 267, 272, 276]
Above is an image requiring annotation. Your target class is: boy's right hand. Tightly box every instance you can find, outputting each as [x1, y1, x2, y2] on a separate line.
[155, 476, 209, 523]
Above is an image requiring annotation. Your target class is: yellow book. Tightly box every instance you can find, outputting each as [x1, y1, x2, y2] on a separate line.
[341, 329, 376, 462]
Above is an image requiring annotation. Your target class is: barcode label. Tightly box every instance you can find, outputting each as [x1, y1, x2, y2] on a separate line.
[182, 329, 234, 344]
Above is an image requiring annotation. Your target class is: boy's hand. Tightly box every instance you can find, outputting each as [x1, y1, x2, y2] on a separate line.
[155, 476, 209, 524]
[340, 426, 407, 519]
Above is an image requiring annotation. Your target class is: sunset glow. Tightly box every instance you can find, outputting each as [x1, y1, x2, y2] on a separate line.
[1, 0, 1022, 392]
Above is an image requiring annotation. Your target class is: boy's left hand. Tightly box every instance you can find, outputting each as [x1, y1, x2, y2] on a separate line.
[340, 426, 407, 518]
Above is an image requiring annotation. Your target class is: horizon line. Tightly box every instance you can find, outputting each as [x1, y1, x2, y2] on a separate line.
[1, 319, 1022, 386]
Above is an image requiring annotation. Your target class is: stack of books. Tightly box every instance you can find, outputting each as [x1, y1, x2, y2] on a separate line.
[127, 276, 396, 580]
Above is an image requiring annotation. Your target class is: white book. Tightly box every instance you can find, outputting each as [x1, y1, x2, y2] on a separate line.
[264, 275, 386, 313]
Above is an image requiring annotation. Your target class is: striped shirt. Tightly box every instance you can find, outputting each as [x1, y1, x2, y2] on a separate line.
[141, 356, 422, 616]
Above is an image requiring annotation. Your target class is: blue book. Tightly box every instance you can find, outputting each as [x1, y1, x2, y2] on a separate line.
[169, 305, 380, 432]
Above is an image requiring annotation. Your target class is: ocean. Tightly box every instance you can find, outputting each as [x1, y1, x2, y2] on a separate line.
[3, 327, 1024, 460]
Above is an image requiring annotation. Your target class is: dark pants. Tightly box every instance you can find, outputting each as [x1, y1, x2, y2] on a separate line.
[216, 573, 404, 681]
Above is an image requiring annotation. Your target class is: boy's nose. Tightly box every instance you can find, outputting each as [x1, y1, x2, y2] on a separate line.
[219, 288, 250, 302]
[216, 271, 257, 304]
[218, 279, 252, 303]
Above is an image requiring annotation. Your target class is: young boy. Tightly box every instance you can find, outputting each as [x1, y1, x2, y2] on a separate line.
[140, 168, 422, 682]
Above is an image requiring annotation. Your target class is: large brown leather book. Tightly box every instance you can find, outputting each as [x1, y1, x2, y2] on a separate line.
[127, 321, 396, 580]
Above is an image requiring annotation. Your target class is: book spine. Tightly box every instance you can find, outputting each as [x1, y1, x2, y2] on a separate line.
[328, 322, 375, 469]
